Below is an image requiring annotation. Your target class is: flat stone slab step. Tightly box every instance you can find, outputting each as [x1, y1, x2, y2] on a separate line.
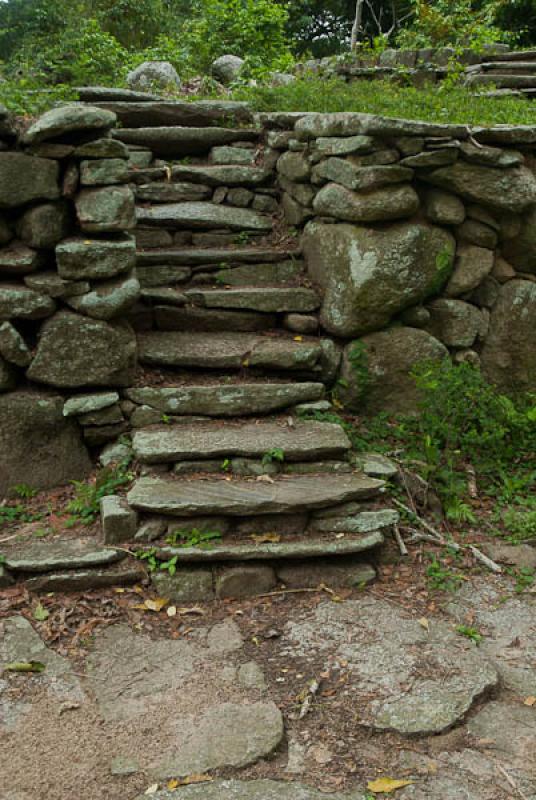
[125, 382, 324, 416]
[137, 248, 300, 267]
[137, 202, 272, 232]
[24, 560, 145, 592]
[137, 331, 323, 371]
[114, 126, 259, 156]
[149, 530, 384, 562]
[127, 473, 385, 516]
[184, 287, 319, 313]
[133, 420, 351, 463]
[4, 538, 125, 573]
[91, 100, 253, 127]
[77, 87, 163, 102]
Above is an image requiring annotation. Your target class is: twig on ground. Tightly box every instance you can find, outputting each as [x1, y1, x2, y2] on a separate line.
[497, 764, 530, 800]
[469, 544, 502, 574]
[393, 524, 408, 556]
[298, 678, 321, 719]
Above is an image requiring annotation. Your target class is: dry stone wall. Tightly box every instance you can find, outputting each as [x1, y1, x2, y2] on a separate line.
[271, 111, 536, 412]
[0, 100, 535, 497]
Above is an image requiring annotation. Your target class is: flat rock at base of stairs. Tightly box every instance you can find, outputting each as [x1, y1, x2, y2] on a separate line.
[93, 100, 253, 127]
[136, 779, 367, 800]
[4, 538, 125, 573]
[137, 331, 323, 371]
[137, 202, 272, 232]
[137, 248, 300, 267]
[127, 473, 385, 516]
[114, 126, 258, 156]
[125, 382, 324, 417]
[24, 560, 146, 592]
[151, 531, 384, 562]
[132, 420, 351, 463]
[185, 287, 319, 313]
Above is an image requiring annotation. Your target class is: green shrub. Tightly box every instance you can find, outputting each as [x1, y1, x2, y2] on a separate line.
[396, 0, 506, 50]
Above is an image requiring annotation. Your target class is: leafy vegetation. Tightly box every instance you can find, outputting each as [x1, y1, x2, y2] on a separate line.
[166, 528, 223, 548]
[66, 458, 133, 525]
[455, 624, 484, 645]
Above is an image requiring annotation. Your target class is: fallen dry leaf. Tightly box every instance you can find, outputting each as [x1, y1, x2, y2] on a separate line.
[367, 777, 414, 793]
[133, 597, 169, 612]
[177, 774, 213, 786]
[251, 533, 281, 544]
[524, 696, 536, 706]
[419, 617, 430, 631]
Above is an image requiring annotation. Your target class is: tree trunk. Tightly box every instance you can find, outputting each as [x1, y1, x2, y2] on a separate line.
[351, 0, 364, 50]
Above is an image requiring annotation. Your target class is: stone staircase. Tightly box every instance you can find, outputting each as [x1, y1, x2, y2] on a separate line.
[465, 49, 536, 96]
[81, 90, 399, 599]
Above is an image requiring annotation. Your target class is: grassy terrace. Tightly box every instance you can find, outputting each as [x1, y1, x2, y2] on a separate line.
[230, 76, 536, 127]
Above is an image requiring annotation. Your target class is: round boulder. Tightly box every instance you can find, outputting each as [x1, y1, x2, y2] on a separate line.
[126, 61, 181, 92]
[211, 54, 245, 84]
[337, 326, 449, 415]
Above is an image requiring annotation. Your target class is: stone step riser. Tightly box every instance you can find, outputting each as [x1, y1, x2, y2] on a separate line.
[114, 126, 259, 157]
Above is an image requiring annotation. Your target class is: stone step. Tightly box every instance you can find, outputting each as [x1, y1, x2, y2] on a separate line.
[153, 306, 277, 332]
[146, 530, 384, 563]
[488, 49, 536, 62]
[137, 331, 323, 371]
[136, 202, 272, 232]
[4, 538, 125, 573]
[114, 126, 259, 156]
[137, 248, 300, 267]
[467, 73, 536, 88]
[131, 164, 270, 187]
[478, 61, 536, 73]
[127, 473, 385, 516]
[91, 100, 253, 127]
[132, 420, 351, 464]
[184, 287, 319, 313]
[77, 87, 163, 102]
[125, 382, 324, 417]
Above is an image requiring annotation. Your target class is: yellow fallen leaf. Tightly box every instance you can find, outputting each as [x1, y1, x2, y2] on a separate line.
[419, 617, 430, 631]
[367, 777, 414, 794]
[177, 774, 213, 786]
[133, 597, 169, 612]
[332, 397, 343, 409]
[524, 696, 536, 706]
[251, 533, 281, 543]
[293, 336, 303, 342]
[167, 605, 177, 617]
[167, 779, 179, 790]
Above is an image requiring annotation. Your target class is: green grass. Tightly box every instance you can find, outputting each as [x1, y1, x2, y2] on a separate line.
[231, 75, 536, 126]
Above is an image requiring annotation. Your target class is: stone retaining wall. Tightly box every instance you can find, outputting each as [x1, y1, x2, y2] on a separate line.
[271, 112, 536, 412]
[0, 102, 535, 497]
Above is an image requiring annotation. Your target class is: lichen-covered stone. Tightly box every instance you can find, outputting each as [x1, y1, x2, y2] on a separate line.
[56, 234, 136, 280]
[75, 185, 136, 232]
[302, 221, 455, 336]
[16, 201, 71, 249]
[425, 299, 483, 347]
[501, 205, 536, 273]
[481, 280, 536, 392]
[0, 241, 45, 276]
[0, 284, 56, 320]
[445, 244, 495, 296]
[0, 321, 31, 366]
[423, 189, 465, 225]
[22, 104, 116, 144]
[0, 391, 91, 498]
[80, 158, 129, 186]
[211, 54, 245, 84]
[337, 327, 449, 414]
[0, 153, 59, 208]
[27, 311, 137, 388]
[66, 271, 141, 320]
[313, 182, 419, 223]
[423, 162, 536, 213]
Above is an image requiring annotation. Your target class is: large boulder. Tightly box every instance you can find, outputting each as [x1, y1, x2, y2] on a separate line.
[0, 391, 91, 499]
[337, 327, 449, 415]
[27, 311, 137, 388]
[22, 105, 116, 145]
[302, 221, 455, 337]
[211, 54, 245, 84]
[0, 153, 59, 209]
[423, 162, 536, 213]
[481, 280, 536, 392]
[126, 61, 181, 91]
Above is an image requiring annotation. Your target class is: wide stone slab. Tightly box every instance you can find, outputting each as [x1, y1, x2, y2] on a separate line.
[133, 420, 351, 463]
[137, 202, 272, 232]
[126, 382, 324, 416]
[137, 247, 299, 267]
[283, 596, 498, 735]
[137, 331, 322, 371]
[152, 531, 384, 562]
[0, 283, 56, 320]
[185, 287, 319, 313]
[170, 164, 269, 187]
[294, 112, 468, 140]
[93, 100, 252, 127]
[127, 474, 384, 516]
[22, 105, 116, 144]
[135, 182, 212, 203]
[154, 306, 275, 331]
[4, 538, 124, 573]
[114, 126, 258, 156]
[137, 779, 367, 800]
